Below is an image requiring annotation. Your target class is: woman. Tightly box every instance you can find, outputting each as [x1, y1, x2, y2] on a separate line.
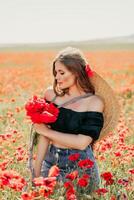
[32, 47, 120, 192]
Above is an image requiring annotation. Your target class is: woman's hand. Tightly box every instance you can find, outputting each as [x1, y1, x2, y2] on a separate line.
[33, 123, 50, 136]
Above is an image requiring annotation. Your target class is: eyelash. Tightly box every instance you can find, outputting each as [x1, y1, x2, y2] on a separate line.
[55, 72, 64, 76]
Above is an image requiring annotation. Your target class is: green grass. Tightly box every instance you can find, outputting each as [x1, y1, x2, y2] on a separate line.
[0, 42, 134, 52]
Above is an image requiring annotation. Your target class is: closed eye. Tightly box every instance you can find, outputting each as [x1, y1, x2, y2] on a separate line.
[54, 71, 64, 76]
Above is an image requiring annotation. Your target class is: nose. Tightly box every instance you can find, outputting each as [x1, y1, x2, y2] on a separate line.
[55, 73, 60, 81]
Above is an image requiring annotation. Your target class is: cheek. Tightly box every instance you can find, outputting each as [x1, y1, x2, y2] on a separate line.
[64, 75, 71, 81]
[66, 76, 76, 86]
[65, 73, 75, 82]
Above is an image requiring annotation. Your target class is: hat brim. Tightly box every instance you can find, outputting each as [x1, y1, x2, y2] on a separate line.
[90, 71, 121, 141]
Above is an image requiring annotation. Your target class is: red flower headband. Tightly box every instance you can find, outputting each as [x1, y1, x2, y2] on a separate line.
[85, 64, 94, 77]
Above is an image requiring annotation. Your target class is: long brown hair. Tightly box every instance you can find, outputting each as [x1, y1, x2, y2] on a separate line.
[52, 47, 95, 96]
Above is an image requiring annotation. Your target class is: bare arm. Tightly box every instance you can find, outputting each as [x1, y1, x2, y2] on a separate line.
[33, 135, 50, 177]
[34, 124, 93, 150]
[46, 129, 92, 150]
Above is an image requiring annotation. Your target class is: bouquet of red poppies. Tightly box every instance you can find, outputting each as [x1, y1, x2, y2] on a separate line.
[25, 95, 59, 124]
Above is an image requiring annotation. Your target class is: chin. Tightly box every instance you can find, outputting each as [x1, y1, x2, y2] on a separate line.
[60, 86, 68, 90]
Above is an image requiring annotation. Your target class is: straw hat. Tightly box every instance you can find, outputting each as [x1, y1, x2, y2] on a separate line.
[89, 71, 121, 141]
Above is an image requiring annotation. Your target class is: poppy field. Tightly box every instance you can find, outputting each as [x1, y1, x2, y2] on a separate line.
[0, 50, 134, 199]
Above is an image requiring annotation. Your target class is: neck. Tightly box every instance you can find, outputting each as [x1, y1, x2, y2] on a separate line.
[67, 84, 85, 98]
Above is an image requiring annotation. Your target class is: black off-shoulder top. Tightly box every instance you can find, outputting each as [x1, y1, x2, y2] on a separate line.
[46, 100, 104, 141]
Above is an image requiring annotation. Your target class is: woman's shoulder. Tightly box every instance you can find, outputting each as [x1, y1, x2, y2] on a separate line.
[44, 86, 56, 101]
[86, 94, 104, 113]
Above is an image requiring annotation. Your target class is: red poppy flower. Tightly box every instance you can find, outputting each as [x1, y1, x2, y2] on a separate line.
[68, 153, 80, 162]
[81, 173, 90, 179]
[64, 181, 74, 189]
[105, 178, 114, 185]
[25, 95, 59, 123]
[114, 152, 122, 157]
[95, 188, 108, 195]
[77, 159, 94, 169]
[39, 185, 53, 198]
[101, 172, 114, 185]
[33, 176, 56, 187]
[48, 165, 60, 177]
[128, 168, 134, 174]
[101, 172, 113, 181]
[66, 193, 77, 200]
[77, 177, 88, 187]
[65, 170, 79, 181]
[21, 192, 33, 200]
[117, 178, 129, 187]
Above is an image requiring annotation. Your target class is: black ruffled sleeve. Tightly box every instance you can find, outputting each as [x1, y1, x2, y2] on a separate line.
[79, 112, 104, 140]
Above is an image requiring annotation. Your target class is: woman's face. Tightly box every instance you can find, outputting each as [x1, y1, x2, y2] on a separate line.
[54, 61, 76, 90]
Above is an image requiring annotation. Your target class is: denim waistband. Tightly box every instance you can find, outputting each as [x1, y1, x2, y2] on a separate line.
[49, 144, 91, 155]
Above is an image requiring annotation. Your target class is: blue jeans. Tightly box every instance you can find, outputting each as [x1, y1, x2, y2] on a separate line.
[41, 144, 100, 192]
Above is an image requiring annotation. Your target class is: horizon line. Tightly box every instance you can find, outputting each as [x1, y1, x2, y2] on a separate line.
[0, 33, 134, 46]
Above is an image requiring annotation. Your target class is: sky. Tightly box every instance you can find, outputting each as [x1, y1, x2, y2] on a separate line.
[0, 0, 134, 44]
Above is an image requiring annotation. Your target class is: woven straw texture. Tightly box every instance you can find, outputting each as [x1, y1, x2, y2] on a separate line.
[90, 71, 121, 140]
